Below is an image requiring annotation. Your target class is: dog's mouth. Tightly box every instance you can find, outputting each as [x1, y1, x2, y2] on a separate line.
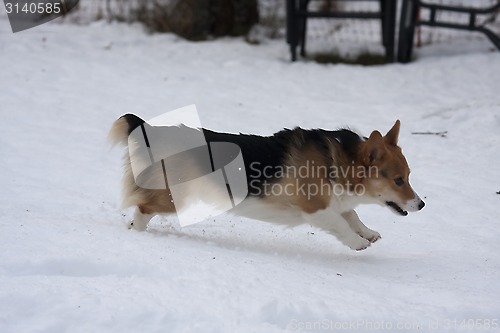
[386, 201, 408, 216]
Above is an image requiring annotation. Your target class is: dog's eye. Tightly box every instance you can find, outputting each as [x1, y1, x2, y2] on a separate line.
[394, 177, 404, 186]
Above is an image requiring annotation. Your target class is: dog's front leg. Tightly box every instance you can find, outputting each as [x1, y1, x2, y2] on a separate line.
[304, 209, 371, 251]
[341, 210, 381, 243]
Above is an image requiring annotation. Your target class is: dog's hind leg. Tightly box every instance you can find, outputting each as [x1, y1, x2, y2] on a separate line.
[341, 210, 381, 243]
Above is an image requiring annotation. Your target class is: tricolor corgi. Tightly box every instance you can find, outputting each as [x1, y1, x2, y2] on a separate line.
[109, 115, 424, 251]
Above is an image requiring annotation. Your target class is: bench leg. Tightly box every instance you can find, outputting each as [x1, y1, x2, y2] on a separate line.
[397, 0, 419, 63]
[381, 0, 396, 62]
[286, 0, 299, 61]
[299, 0, 309, 57]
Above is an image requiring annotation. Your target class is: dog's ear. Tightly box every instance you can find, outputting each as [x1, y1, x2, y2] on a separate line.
[364, 130, 385, 165]
[385, 120, 400, 146]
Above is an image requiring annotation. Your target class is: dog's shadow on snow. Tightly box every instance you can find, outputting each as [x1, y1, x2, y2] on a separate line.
[142, 216, 388, 266]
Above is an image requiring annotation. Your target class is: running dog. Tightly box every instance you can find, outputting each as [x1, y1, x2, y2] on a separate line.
[109, 115, 424, 251]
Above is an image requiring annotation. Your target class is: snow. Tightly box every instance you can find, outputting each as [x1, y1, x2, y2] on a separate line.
[1, 17, 500, 333]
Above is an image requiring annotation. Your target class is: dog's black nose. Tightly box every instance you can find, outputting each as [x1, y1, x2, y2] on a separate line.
[418, 200, 425, 210]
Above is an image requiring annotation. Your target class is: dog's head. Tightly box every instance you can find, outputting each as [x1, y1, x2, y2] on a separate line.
[361, 120, 425, 216]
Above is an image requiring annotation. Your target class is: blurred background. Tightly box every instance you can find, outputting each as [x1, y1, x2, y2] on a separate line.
[54, 0, 500, 62]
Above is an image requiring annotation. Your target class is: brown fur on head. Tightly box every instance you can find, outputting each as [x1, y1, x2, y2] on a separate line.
[360, 120, 421, 214]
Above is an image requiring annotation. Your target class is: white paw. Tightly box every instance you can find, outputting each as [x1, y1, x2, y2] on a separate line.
[359, 229, 381, 243]
[128, 219, 148, 231]
[344, 236, 371, 251]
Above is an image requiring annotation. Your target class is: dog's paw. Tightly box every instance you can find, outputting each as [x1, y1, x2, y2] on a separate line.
[368, 233, 381, 243]
[128, 220, 147, 231]
[358, 229, 381, 243]
[345, 236, 371, 251]
[364, 231, 381, 243]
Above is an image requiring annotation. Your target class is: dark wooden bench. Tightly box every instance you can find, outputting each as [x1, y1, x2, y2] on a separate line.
[398, 0, 500, 63]
[286, 0, 397, 62]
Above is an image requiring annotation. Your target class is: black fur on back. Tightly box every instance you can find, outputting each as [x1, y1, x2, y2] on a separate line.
[203, 127, 363, 196]
[203, 129, 290, 195]
[324, 128, 364, 160]
[121, 114, 145, 136]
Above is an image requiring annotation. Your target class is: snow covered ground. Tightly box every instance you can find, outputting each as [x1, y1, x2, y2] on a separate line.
[1, 16, 500, 333]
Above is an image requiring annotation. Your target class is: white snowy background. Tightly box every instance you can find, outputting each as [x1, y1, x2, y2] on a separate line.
[1, 9, 500, 333]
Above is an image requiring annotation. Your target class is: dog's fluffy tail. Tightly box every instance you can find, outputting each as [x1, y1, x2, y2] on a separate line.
[108, 114, 145, 146]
